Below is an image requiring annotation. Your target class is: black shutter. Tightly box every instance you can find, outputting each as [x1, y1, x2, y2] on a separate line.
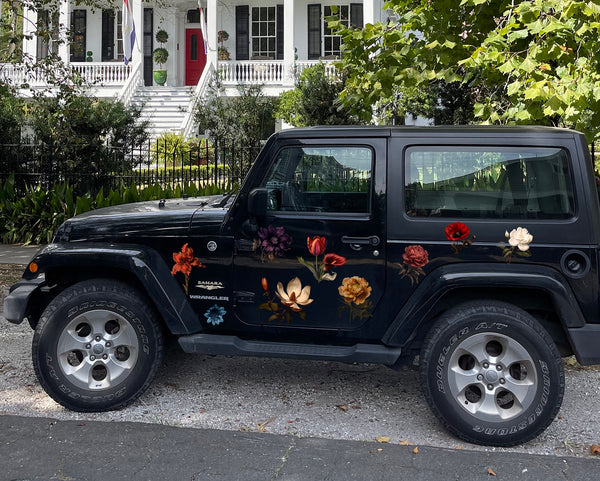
[143, 8, 153, 86]
[307, 4, 321, 60]
[101, 9, 115, 61]
[276, 4, 284, 60]
[350, 3, 363, 28]
[70, 10, 87, 62]
[236, 6, 249, 60]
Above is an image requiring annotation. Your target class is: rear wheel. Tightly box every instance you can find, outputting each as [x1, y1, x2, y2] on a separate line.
[32, 279, 163, 412]
[420, 300, 564, 446]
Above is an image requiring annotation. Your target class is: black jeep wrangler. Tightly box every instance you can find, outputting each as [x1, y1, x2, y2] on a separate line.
[5, 126, 600, 446]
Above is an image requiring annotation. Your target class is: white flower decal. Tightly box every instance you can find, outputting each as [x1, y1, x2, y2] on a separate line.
[275, 277, 314, 312]
[506, 227, 533, 251]
[500, 227, 533, 261]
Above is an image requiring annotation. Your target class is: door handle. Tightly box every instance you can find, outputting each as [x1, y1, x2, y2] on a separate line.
[341, 235, 380, 246]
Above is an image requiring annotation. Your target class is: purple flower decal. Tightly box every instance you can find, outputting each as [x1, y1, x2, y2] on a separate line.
[256, 225, 292, 261]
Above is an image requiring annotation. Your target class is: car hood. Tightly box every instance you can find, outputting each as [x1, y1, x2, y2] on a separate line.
[56, 194, 233, 242]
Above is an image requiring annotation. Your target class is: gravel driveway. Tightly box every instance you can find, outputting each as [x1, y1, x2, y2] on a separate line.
[1, 279, 600, 459]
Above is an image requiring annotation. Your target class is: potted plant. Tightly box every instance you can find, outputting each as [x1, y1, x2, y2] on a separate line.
[153, 29, 169, 86]
[217, 30, 230, 60]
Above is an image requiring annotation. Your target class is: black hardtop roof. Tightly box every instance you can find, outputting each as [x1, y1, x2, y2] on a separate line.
[274, 125, 581, 139]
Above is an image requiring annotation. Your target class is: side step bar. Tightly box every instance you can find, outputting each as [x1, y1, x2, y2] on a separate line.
[178, 334, 402, 364]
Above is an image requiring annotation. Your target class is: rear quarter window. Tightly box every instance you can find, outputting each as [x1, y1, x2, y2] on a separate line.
[405, 146, 575, 219]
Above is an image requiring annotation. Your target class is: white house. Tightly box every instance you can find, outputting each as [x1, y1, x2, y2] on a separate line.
[3, 0, 388, 136]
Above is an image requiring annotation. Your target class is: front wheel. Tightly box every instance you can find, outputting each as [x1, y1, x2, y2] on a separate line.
[420, 301, 564, 446]
[32, 279, 163, 412]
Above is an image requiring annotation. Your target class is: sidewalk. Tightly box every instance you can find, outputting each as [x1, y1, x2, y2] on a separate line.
[1, 415, 597, 481]
[0, 243, 40, 265]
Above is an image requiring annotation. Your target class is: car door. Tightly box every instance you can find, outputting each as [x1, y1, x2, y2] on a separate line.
[231, 137, 387, 338]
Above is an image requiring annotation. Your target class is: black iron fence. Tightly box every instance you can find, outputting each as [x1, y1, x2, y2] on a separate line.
[0, 141, 263, 197]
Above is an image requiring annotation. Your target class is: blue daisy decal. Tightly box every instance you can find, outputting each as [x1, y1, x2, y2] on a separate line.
[205, 304, 226, 326]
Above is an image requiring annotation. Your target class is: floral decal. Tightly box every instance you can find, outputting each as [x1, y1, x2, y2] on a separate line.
[445, 222, 474, 254]
[298, 235, 347, 282]
[254, 225, 292, 262]
[171, 243, 206, 294]
[259, 277, 313, 323]
[396, 245, 429, 285]
[205, 304, 226, 326]
[500, 227, 533, 261]
[338, 276, 373, 321]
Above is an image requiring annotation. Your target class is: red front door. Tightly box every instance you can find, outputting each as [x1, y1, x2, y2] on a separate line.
[185, 28, 206, 86]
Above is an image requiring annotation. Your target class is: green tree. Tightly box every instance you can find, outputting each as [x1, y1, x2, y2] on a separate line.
[194, 77, 277, 146]
[0, 82, 23, 143]
[333, 0, 600, 139]
[276, 63, 362, 126]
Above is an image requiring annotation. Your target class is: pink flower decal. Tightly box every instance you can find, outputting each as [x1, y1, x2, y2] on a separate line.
[396, 245, 429, 285]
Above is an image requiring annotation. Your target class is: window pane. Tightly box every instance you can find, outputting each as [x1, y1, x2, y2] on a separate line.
[405, 147, 574, 219]
[264, 146, 372, 213]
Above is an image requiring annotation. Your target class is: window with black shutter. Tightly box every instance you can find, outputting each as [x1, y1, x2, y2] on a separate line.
[236, 6, 250, 60]
[307, 4, 321, 59]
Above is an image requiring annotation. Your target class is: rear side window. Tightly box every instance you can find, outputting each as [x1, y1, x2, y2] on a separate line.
[263, 146, 372, 213]
[405, 146, 575, 219]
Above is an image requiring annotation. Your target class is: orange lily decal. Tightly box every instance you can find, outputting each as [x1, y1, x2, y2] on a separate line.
[172, 243, 206, 294]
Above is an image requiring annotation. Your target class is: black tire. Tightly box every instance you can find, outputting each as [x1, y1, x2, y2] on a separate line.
[32, 279, 163, 412]
[420, 300, 564, 446]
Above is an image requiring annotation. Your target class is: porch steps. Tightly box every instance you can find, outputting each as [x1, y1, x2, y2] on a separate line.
[130, 86, 193, 138]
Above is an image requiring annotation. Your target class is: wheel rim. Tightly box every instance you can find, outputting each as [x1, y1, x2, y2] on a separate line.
[56, 309, 139, 390]
[447, 332, 538, 422]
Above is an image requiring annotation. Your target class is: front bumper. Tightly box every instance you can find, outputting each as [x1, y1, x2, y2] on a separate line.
[3, 277, 46, 324]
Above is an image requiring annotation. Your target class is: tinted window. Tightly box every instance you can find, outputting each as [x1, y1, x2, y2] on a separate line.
[263, 146, 372, 213]
[405, 147, 574, 219]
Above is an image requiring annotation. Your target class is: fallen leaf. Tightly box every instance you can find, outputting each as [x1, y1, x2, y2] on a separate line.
[413, 446, 419, 454]
[351, 405, 361, 410]
[487, 468, 497, 476]
[591, 445, 600, 455]
[336, 405, 348, 412]
[399, 440, 414, 446]
[375, 436, 391, 443]
[254, 417, 275, 433]
[455, 446, 462, 450]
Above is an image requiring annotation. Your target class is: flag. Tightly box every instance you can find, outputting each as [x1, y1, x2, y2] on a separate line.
[123, 0, 136, 65]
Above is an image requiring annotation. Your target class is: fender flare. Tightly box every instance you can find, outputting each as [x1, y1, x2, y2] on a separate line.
[16, 243, 202, 335]
[382, 263, 586, 347]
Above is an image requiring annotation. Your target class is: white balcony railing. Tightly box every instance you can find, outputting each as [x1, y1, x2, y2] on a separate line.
[218, 60, 285, 84]
[71, 62, 131, 85]
[294, 60, 338, 78]
[0, 62, 131, 88]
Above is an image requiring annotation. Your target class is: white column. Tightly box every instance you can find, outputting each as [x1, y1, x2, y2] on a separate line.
[363, 0, 375, 26]
[133, 0, 143, 70]
[22, 4, 38, 61]
[283, 0, 295, 86]
[206, 0, 218, 67]
[58, 0, 70, 63]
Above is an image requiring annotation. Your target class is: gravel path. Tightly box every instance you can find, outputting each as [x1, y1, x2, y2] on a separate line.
[2, 283, 600, 459]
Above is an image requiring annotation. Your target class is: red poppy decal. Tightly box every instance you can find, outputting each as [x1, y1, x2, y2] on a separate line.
[445, 222, 474, 254]
[445, 222, 470, 241]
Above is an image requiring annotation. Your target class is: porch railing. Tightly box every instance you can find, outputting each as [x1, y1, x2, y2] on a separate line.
[71, 62, 131, 85]
[295, 60, 338, 78]
[0, 62, 131, 87]
[218, 60, 285, 84]
[117, 62, 142, 105]
[182, 62, 216, 138]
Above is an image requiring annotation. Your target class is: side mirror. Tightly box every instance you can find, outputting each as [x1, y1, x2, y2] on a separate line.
[248, 188, 267, 218]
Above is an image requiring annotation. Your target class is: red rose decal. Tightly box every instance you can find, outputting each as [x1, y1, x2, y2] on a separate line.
[323, 253, 347, 271]
[445, 222, 470, 242]
[402, 245, 429, 268]
[307, 235, 327, 256]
